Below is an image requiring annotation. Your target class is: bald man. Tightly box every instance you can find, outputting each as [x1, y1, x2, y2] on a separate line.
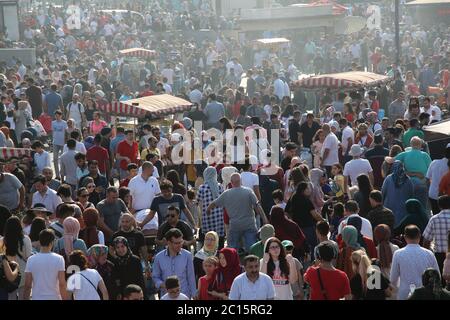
[207, 173, 268, 252]
[395, 136, 432, 210]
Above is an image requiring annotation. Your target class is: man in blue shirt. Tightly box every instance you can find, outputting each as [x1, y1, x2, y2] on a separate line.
[152, 228, 197, 298]
[203, 93, 225, 130]
[44, 84, 64, 118]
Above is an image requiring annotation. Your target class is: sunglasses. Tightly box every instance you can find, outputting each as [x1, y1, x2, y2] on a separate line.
[87, 185, 95, 189]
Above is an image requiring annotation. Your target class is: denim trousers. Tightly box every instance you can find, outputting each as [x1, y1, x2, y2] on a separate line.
[227, 228, 258, 253]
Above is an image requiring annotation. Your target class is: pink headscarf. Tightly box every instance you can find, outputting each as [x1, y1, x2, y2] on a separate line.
[63, 217, 80, 256]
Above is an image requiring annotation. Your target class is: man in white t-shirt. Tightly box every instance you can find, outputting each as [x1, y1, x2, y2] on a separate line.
[343, 144, 374, 193]
[337, 201, 373, 239]
[65, 94, 86, 129]
[320, 124, 340, 177]
[339, 119, 355, 163]
[23, 229, 68, 300]
[161, 63, 174, 85]
[241, 160, 261, 201]
[128, 162, 161, 211]
[426, 143, 450, 214]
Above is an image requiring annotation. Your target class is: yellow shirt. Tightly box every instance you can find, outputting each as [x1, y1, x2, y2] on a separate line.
[140, 147, 161, 161]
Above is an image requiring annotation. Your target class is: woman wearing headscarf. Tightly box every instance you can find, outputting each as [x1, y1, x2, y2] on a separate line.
[87, 245, 119, 300]
[197, 167, 225, 249]
[382, 161, 414, 228]
[111, 237, 146, 300]
[347, 216, 377, 259]
[270, 207, 306, 260]
[409, 269, 450, 300]
[209, 248, 242, 300]
[374, 224, 399, 277]
[79, 208, 105, 248]
[337, 226, 364, 280]
[394, 199, 430, 236]
[309, 168, 325, 212]
[194, 231, 219, 280]
[53, 217, 87, 263]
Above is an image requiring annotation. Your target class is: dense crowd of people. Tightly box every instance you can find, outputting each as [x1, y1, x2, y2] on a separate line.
[0, 1, 449, 301]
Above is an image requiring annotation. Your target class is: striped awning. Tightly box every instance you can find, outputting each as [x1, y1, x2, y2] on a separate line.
[293, 71, 392, 89]
[119, 48, 157, 59]
[99, 94, 192, 118]
[0, 148, 32, 163]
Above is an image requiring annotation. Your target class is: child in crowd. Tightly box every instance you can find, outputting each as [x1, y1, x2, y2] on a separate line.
[331, 164, 345, 201]
[311, 129, 325, 168]
[120, 163, 139, 188]
[272, 189, 286, 210]
[160, 276, 190, 300]
[197, 256, 219, 300]
[282, 240, 305, 300]
[186, 188, 200, 231]
[75, 152, 89, 182]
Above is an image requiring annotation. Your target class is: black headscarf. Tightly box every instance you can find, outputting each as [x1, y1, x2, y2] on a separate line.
[113, 236, 132, 267]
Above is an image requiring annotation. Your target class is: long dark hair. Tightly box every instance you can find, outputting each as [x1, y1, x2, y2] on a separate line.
[265, 237, 290, 279]
[0, 205, 12, 237]
[29, 217, 47, 242]
[167, 170, 181, 185]
[219, 117, 233, 132]
[292, 181, 310, 203]
[3, 216, 24, 256]
[356, 174, 373, 216]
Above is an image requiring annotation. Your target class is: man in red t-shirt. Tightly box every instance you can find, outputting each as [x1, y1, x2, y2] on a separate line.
[117, 130, 139, 179]
[304, 242, 352, 300]
[86, 134, 110, 178]
[139, 84, 155, 97]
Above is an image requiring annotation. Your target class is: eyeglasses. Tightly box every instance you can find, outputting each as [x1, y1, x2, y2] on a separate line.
[269, 245, 280, 250]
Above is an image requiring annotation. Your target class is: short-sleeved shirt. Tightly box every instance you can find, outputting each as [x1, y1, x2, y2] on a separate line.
[67, 269, 102, 300]
[299, 121, 321, 148]
[285, 195, 315, 228]
[117, 140, 139, 170]
[229, 272, 275, 300]
[112, 229, 146, 256]
[25, 252, 65, 300]
[96, 199, 128, 232]
[86, 145, 109, 174]
[151, 194, 187, 225]
[423, 210, 450, 253]
[128, 175, 160, 211]
[213, 187, 258, 232]
[402, 128, 424, 148]
[343, 158, 373, 186]
[45, 91, 63, 116]
[52, 120, 68, 146]
[157, 220, 194, 242]
[304, 266, 350, 300]
[0, 173, 23, 210]
[321, 133, 340, 166]
[395, 149, 432, 177]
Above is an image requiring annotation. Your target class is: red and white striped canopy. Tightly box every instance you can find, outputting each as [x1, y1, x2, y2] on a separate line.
[99, 94, 192, 118]
[0, 148, 32, 163]
[293, 71, 391, 89]
[119, 48, 157, 59]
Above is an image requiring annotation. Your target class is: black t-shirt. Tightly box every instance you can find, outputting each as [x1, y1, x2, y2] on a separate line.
[150, 194, 187, 225]
[157, 220, 194, 243]
[281, 156, 292, 172]
[11, 167, 26, 186]
[289, 120, 301, 144]
[112, 229, 145, 257]
[285, 195, 315, 228]
[300, 121, 321, 148]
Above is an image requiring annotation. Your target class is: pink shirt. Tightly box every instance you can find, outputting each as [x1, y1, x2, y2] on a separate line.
[90, 120, 107, 135]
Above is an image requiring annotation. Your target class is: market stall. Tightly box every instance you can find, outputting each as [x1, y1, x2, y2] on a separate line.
[423, 119, 450, 159]
[100, 94, 192, 118]
[292, 71, 392, 90]
[119, 48, 157, 59]
[0, 147, 32, 164]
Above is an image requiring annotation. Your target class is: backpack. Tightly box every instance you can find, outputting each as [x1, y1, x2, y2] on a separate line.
[0, 255, 21, 293]
[68, 102, 82, 116]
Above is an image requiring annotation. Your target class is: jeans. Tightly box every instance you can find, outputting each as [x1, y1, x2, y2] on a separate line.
[227, 227, 258, 253]
[53, 144, 64, 177]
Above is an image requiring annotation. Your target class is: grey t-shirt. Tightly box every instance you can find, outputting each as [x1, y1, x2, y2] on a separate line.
[0, 173, 23, 210]
[204, 101, 225, 124]
[389, 100, 406, 120]
[213, 187, 258, 232]
[96, 199, 128, 232]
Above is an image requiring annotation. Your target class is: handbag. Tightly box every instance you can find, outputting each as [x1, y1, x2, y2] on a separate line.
[0, 255, 21, 293]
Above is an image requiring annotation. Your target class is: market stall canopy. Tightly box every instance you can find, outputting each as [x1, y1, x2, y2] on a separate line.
[119, 48, 157, 59]
[307, 0, 348, 15]
[255, 38, 290, 46]
[293, 71, 392, 89]
[98, 10, 145, 20]
[0, 148, 32, 164]
[423, 119, 450, 141]
[406, 0, 450, 5]
[100, 94, 192, 118]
